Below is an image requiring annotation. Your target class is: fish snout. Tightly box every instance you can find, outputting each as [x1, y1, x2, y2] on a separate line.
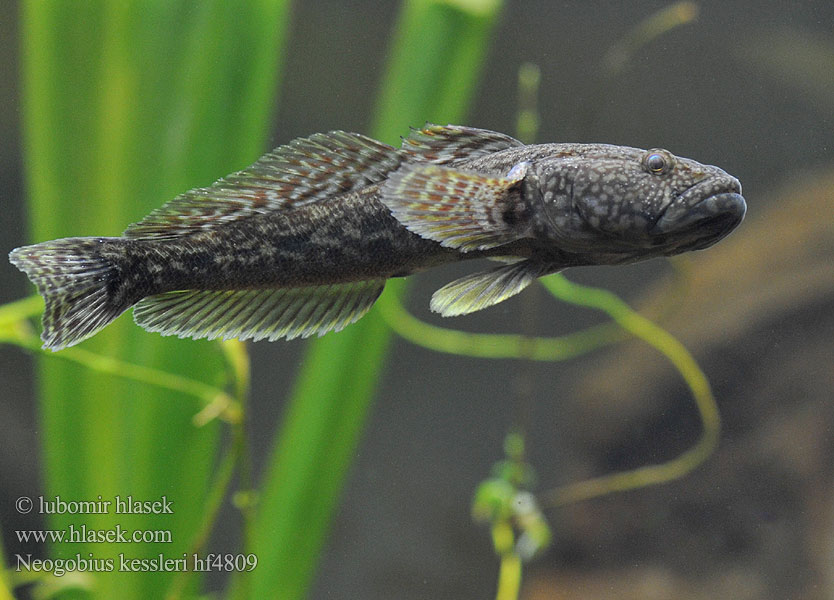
[651, 175, 746, 239]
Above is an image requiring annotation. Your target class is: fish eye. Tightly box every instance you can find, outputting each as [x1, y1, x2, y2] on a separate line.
[643, 150, 673, 175]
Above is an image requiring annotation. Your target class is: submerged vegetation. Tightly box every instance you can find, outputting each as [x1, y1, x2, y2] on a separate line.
[0, 2, 751, 600]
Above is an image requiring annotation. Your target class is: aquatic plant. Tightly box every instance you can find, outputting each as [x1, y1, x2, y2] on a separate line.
[1, 1, 503, 598]
[0, 2, 718, 600]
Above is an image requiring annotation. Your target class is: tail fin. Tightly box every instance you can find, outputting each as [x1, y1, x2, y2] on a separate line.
[9, 237, 129, 351]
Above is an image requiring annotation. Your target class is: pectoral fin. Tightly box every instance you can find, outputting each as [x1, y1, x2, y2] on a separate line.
[381, 162, 530, 251]
[430, 260, 554, 317]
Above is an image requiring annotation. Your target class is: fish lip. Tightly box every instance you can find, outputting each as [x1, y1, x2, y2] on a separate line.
[650, 175, 746, 236]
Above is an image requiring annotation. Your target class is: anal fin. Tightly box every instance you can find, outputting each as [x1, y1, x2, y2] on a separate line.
[133, 280, 385, 342]
[430, 260, 554, 317]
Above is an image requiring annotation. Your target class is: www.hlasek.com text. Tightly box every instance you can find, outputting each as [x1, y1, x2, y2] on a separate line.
[17, 523, 172, 545]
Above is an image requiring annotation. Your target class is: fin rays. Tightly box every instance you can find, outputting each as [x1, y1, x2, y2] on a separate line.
[8, 238, 128, 351]
[133, 280, 385, 342]
[124, 131, 404, 240]
[401, 124, 523, 163]
[124, 125, 525, 241]
[381, 163, 527, 251]
[430, 260, 553, 317]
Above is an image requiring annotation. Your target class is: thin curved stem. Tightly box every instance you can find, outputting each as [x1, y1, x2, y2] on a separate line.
[537, 274, 719, 507]
[375, 289, 627, 361]
[0, 295, 240, 424]
[380, 275, 719, 508]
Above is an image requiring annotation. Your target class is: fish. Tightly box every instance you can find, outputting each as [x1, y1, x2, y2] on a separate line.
[8, 124, 746, 351]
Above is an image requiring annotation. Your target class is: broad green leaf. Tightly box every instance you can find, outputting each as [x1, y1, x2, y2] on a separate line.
[19, 2, 289, 598]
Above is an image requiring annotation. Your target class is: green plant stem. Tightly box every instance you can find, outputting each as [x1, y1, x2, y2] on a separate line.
[0, 296, 240, 425]
[602, 1, 699, 76]
[377, 289, 626, 360]
[163, 445, 238, 600]
[496, 552, 522, 600]
[221, 340, 256, 562]
[165, 340, 252, 600]
[538, 274, 720, 507]
[515, 62, 540, 145]
[491, 522, 521, 600]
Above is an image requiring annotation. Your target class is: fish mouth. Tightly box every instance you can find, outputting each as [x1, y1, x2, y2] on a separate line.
[650, 175, 746, 250]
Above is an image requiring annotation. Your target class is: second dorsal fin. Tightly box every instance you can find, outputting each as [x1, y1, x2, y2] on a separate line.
[124, 131, 404, 240]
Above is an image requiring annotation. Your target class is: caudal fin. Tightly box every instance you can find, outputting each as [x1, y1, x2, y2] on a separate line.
[9, 237, 128, 351]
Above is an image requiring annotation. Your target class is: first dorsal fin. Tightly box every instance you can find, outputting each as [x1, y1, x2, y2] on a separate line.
[400, 124, 523, 164]
[124, 131, 404, 240]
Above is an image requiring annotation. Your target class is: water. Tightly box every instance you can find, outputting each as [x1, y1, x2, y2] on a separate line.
[2, 1, 833, 598]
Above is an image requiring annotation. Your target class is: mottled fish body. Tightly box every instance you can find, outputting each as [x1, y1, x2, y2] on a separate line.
[9, 125, 746, 350]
